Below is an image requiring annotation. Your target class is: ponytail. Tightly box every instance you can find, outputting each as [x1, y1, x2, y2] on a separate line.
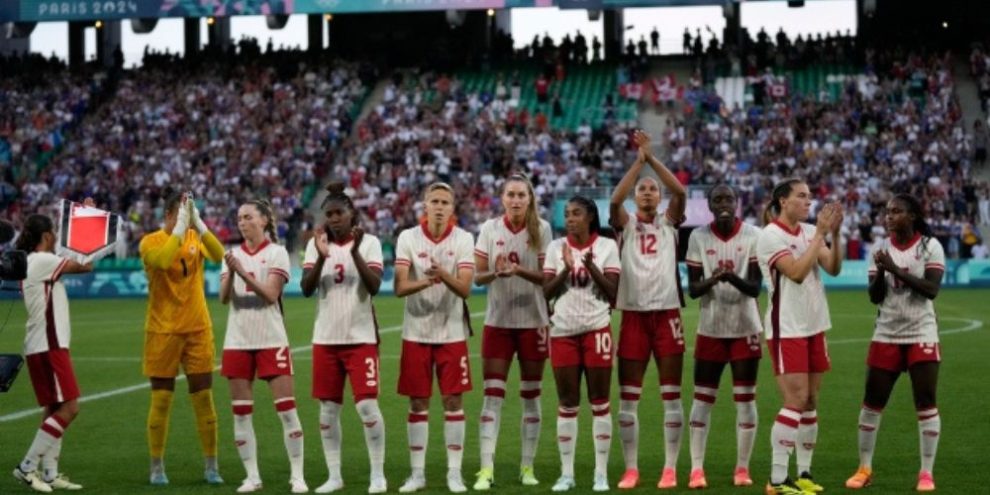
[16, 214, 54, 252]
[248, 199, 279, 243]
[892, 193, 933, 257]
[763, 178, 803, 226]
[504, 174, 543, 251]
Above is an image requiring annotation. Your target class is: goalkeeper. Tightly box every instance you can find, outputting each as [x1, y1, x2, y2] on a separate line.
[139, 188, 225, 485]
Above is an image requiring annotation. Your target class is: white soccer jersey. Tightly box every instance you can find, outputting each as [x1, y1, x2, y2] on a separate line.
[543, 235, 622, 337]
[616, 211, 683, 311]
[395, 223, 475, 344]
[685, 220, 763, 338]
[22, 252, 72, 355]
[475, 216, 552, 329]
[221, 241, 291, 350]
[868, 234, 945, 343]
[757, 221, 831, 339]
[303, 234, 384, 345]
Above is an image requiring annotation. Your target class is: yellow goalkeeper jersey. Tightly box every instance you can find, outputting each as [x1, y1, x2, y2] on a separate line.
[140, 229, 223, 334]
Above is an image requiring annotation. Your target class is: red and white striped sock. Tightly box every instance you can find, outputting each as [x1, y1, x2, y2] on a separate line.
[770, 407, 801, 484]
[20, 415, 68, 473]
[689, 383, 717, 471]
[618, 380, 642, 470]
[733, 381, 758, 470]
[479, 373, 506, 470]
[591, 399, 612, 477]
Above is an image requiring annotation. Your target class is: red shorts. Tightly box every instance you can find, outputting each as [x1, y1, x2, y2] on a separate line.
[312, 344, 380, 401]
[550, 326, 613, 369]
[867, 341, 941, 373]
[26, 349, 80, 407]
[767, 332, 831, 375]
[397, 340, 472, 398]
[694, 334, 763, 362]
[481, 326, 549, 361]
[221, 347, 293, 380]
[618, 309, 685, 361]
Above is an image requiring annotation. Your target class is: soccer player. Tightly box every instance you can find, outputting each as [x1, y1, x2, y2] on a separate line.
[300, 182, 386, 494]
[684, 185, 763, 489]
[219, 200, 306, 494]
[13, 211, 93, 492]
[472, 174, 552, 490]
[139, 188, 225, 485]
[542, 196, 621, 493]
[394, 182, 475, 494]
[608, 130, 688, 490]
[757, 179, 843, 495]
[845, 194, 945, 492]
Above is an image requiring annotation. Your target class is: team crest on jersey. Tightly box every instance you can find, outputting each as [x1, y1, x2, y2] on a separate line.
[447, 251, 454, 256]
[188, 245, 197, 254]
[496, 240, 505, 246]
[706, 249, 717, 256]
[417, 252, 428, 258]
[790, 245, 798, 250]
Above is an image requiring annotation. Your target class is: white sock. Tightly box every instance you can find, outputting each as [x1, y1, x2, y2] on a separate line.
[276, 398, 304, 481]
[20, 416, 66, 473]
[233, 401, 260, 482]
[689, 385, 717, 471]
[618, 381, 642, 470]
[591, 400, 612, 477]
[356, 399, 386, 479]
[408, 411, 428, 478]
[557, 406, 578, 478]
[733, 382, 758, 470]
[917, 408, 940, 473]
[479, 374, 505, 470]
[796, 410, 818, 475]
[661, 380, 683, 470]
[41, 437, 62, 481]
[520, 379, 542, 469]
[857, 405, 882, 469]
[445, 410, 466, 471]
[770, 408, 801, 484]
[319, 400, 342, 481]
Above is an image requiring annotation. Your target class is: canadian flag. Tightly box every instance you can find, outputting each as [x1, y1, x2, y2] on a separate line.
[769, 82, 788, 99]
[56, 200, 122, 264]
[652, 74, 682, 103]
[620, 82, 644, 101]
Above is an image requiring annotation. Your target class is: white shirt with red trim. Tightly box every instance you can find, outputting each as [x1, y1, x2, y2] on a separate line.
[22, 252, 71, 355]
[868, 234, 945, 343]
[616, 211, 683, 311]
[303, 234, 384, 345]
[685, 220, 763, 338]
[221, 241, 291, 349]
[756, 221, 831, 339]
[543, 234, 622, 337]
[476, 216, 552, 329]
[396, 223, 475, 344]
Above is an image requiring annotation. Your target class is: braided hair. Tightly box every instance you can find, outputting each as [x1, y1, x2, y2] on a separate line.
[762, 178, 804, 225]
[891, 193, 933, 256]
[16, 214, 54, 252]
[247, 199, 279, 243]
[321, 180, 359, 227]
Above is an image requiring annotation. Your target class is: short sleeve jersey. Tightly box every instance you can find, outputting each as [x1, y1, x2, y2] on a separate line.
[22, 252, 71, 355]
[868, 234, 945, 343]
[220, 241, 291, 349]
[475, 216, 552, 329]
[543, 234, 622, 336]
[303, 234, 384, 345]
[757, 221, 831, 339]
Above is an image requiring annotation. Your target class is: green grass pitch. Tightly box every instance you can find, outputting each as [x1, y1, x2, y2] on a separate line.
[0, 290, 988, 494]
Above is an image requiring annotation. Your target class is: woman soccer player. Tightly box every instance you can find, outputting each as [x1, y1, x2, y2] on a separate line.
[543, 195, 621, 493]
[608, 130, 687, 490]
[12, 209, 94, 492]
[139, 188, 225, 485]
[684, 185, 763, 489]
[300, 182, 386, 494]
[472, 174, 553, 491]
[394, 182, 475, 494]
[757, 179, 843, 495]
[845, 194, 945, 492]
[219, 199, 306, 494]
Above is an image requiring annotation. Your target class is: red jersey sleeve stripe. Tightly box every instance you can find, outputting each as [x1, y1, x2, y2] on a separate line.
[685, 260, 703, 267]
[51, 258, 69, 282]
[768, 250, 790, 268]
[543, 269, 556, 275]
[395, 258, 411, 266]
[604, 268, 622, 274]
[302, 263, 315, 269]
[925, 263, 945, 269]
[269, 269, 290, 282]
[367, 262, 384, 268]
[457, 262, 475, 269]
[474, 249, 489, 259]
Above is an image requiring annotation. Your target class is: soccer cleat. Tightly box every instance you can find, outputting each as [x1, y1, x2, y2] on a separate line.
[765, 479, 812, 495]
[733, 467, 753, 487]
[149, 470, 169, 486]
[13, 467, 53, 493]
[845, 466, 873, 489]
[204, 467, 224, 485]
[367, 476, 387, 494]
[916, 471, 935, 492]
[795, 472, 823, 493]
[398, 474, 426, 493]
[44, 473, 83, 490]
[315, 477, 344, 493]
[290, 477, 309, 493]
[688, 469, 708, 489]
[592, 472, 609, 492]
[551, 476, 576, 492]
[519, 465, 539, 486]
[473, 467, 494, 490]
[236, 478, 263, 493]
[447, 471, 467, 493]
[657, 467, 677, 489]
[617, 469, 639, 489]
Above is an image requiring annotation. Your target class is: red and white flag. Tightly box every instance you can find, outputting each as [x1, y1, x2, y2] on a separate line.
[56, 200, 122, 264]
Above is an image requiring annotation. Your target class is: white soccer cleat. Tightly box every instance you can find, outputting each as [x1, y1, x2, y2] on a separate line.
[593, 472, 610, 492]
[367, 476, 387, 494]
[290, 477, 310, 493]
[315, 477, 344, 493]
[45, 473, 83, 490]
[447, 470, 467, 493]
[398, 474, 426, 493]
[552, 476, 576, 492]
[236, 478, 263, 493]
[13, 468, 53, 493]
